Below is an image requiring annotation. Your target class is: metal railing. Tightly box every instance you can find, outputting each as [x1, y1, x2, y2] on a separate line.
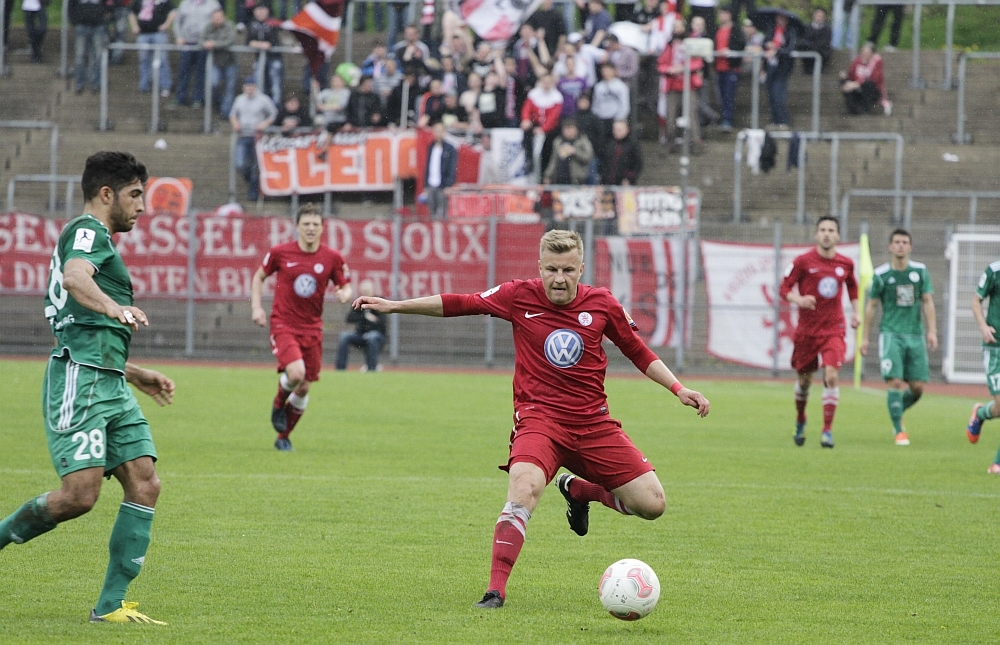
[952, 52, 1000, 144]
[848, 0, 1000, 90]
[0, 121, 60, 212]
[732, 130, 904, 225]
[99, 43, 302, 134]
[0, 0, 12, 77]
[840, 189, 1000, 233]
[6, 174, 80, 217]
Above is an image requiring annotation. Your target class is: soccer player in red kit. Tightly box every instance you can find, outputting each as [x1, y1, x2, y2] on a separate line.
[779, 216, 859, 449]
[352, 230, 710, 608]
[251, 205, 352, 451]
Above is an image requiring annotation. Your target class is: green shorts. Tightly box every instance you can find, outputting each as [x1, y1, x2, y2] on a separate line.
[878, 332, 930, 383]
[983, 348, 1000, 396]
[42, 354, 157, 478]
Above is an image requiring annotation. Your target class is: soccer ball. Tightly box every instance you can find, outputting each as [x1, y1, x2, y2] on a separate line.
[598, 559, 660, 621]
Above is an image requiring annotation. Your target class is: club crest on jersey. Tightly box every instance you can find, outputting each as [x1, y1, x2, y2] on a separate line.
[578, 312, 593, 327]
[544, 329, 584, 368]
[314, 263, 324, 274]
[294, 273, 318, 297]
[818, 276, 839, 299]
[909, 271, 920, 282]
[835, 266, 845, 277]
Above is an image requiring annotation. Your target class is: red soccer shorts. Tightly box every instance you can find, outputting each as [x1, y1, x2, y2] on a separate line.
[502, 410, 655, 491]
[791, 334, 846, 374]
[270, 332, 323, 382]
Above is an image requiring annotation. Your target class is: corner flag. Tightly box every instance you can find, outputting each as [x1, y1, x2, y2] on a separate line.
[854, 233, 874, 388]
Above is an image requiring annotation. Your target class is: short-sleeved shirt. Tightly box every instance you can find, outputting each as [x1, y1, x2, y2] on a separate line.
[44, 214, 134, 373]
[131, 0, 174, 33]
[441, 279, 659, 424]
[779, 248, 859, 340]
[261, 242, 349, 337]
[869, 261, 933, 336]
[976, 260, 1000, 348]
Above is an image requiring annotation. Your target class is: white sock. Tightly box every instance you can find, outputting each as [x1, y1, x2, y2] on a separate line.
[822, 387, 839, 407]
[279, 373, 294, 392]
[287, 393, 309, 411]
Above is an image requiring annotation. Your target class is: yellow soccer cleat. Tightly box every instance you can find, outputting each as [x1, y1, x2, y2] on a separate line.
[89, 601, 167, 625]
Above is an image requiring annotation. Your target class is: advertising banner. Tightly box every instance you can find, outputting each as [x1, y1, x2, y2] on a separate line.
[701, 241, 860, 369]
[615, 187, 698, 235]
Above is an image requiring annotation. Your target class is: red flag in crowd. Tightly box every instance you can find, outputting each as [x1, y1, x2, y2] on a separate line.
[283, 0, 349, 74]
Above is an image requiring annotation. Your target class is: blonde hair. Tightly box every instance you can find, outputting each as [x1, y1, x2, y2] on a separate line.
[539, 230, 584, 258]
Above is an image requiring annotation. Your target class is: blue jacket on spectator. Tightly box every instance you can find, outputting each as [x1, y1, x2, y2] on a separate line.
[424, 141, 457, 189]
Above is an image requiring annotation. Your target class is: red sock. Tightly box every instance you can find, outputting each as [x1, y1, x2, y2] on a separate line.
[822, 387, 839, 431]
[794, 383, 808, 424]
[274, 383, 292, 409]
[285, 407, 304, 435]
[568, 477, 633, 515]
[487, 503, 529, 599]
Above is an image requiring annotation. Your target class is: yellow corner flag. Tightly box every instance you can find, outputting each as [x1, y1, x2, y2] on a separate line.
[854, 233, 875, 388]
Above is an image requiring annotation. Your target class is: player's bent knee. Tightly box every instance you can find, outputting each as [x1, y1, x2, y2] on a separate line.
[633, 492, 666, 520]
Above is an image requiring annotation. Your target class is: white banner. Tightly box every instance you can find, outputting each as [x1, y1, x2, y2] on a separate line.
[701, 241, 859, 369]
[460, 0, 543, 42]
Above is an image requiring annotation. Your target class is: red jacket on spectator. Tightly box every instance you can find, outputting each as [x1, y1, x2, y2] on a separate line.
[520, 87, 564, 133]
[657, 40, 703, 93]
[847, 53, 886, 100]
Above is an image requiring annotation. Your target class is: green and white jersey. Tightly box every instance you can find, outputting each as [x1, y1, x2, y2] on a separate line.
[869, 260, 933, 336]
[44, 214, 134, 372]
[976, 260, 1000, 349]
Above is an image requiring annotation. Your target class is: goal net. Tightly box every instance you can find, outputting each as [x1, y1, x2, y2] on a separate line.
[945, 228, 1000, 383]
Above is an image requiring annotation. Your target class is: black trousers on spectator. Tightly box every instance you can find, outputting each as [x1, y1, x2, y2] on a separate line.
[729, 0, 756, 22]
[870, 5, 904, 48]
[688, 5, 718, 38]
[523, 129, 558, 179]
[843, 80, 881, 114]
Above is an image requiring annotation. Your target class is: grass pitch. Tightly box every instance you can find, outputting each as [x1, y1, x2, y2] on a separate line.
[1, 358, 998, 644]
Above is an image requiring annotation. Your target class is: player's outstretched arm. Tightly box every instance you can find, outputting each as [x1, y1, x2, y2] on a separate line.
[63, 258, 147, 331]
[125, 362, 175, 406]
[644, 360, 710, 417]
[353, 295, 445, 317]
[250, 267, 268, 327]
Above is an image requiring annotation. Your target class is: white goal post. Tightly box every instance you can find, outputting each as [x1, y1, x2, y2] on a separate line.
[944, 231, 1000, 384]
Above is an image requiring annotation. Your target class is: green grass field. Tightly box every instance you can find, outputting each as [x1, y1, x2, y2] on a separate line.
[1, 358, 999, 644]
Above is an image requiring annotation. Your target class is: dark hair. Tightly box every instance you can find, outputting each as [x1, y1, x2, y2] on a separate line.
[719, 4, 734, 13]
[816, 215, 840, 232]
[81, 151, 148, 202]
[295, 203, 324, 224]
[889, 228, 911, 242]
[561, 117, 578, 129]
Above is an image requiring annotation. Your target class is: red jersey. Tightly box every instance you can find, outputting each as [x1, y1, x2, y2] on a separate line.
[779, 248, 858, 340]
[441, 279, 659, 424]
[261, 242, 349, 336]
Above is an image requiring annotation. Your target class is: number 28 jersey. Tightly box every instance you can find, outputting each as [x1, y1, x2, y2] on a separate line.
[441, 280, 659, 424]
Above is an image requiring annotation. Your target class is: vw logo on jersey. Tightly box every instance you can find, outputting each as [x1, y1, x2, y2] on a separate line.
[314, 263, 324, 274]
[544, 329, 584, 369]
[817, 276, 839, 299]
[294, 273, 318, 298]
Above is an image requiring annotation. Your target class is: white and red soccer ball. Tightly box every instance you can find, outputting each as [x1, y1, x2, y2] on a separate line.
[598, 559, 661, 620]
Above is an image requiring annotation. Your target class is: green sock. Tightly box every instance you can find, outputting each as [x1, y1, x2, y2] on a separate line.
[95, 503, 154, 615]
[0, 493, 58, 550]
[977, 402, 995, 422]
[887, 389, 904, 434]
[994, 445, 1000, 465]
[901, 388, 920, 411]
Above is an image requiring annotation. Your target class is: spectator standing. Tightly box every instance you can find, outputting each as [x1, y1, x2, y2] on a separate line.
[315, 73, 351, 157]
[574, 93, 605, 180]
[385, 64, 420, 125]
[591, 63, 630, 140]
[529, 0, 567, 55]
[22, 0, 49, 63]
[423, 122, 457, 220]
[605, 34, 639, 83]
[229, 76, 277, 201]
[437, 54, 464, 95]
[840, 41, 889, 115]
[688, 0, 717, 37]
[395, 24, 431, 74]
[174, 0, 219, 108]
[353, 2, 385, 33]
[347, 75, 384, 128]
[460, 72, 482, 114]
[520, 73, 564, 177]
[601, 120, 642, 185]
[361, 42, 391, 78]
[201, 8, 238, 117]
[502, 56, 528, 126]
[386, 1, 410, 50]
[440, 91, 470, 132]
[336, 280, 387, 372]
[130, 0, 177, 97]
[763, 13, 796, 129]
[373, 58, 403, 104]
[543, 118, 595, 185]
[476, 71, 508, 129]
[510, 23, 543, 90]
[714, 6, 745, 131]
[869, 3, 903, 52]
[417, 78, 446, 126]
[689, 15, 719, 127]
[275, 93, 309, 133]
[109, 0, 132, 64]
[730, 0, 755, 22]
[557, 56, 589, 117]
[470, 43, 496, 79]
[800, 7, 832, 74]
[69, 0, 112, 94]
[578, 0, 612, 46]
[634, 0, 662, 25]
[657, 18, 703, 149]
[247, 3, 283, 105]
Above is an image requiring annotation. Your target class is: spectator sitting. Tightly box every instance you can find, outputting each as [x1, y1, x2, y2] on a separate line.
[336, 280, 387, 372]
[315, 74, 351, 159]
[246, 2, 283, 105]
[840, 41, 890, 115]
[591, 63, 630, 141]
[543, 118, 595, 185]
[520, 72, 564, 177]
[394, 24, 431, 74]
[229, 76, 277, 201]
[476, 71, 508, 130]
[174, 0, 220, 108]
[201, 8, 238, 117]
[577, 0, 611, 46]
[347, 75, 384, 128]
[129, 0, 177, 98]
[361, 41, 392, 78]
[422, 122, 457, 220]
[763, 13, 796, 129]
[714, 5, 746, 132]
[658, 17, 704, 150]
[605, 34, 639, 83]
[557, 56, 589, 117]
[600, 120, 642, 185]
[440, 91, 470, 132]
[573, 93, 605, 183]
[275, 94, 309, 134]
[385, 64, 420, 126]
[373, 58, 403, 104]
[417, 78, 446, 126]
[799, 7, 832, 74]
